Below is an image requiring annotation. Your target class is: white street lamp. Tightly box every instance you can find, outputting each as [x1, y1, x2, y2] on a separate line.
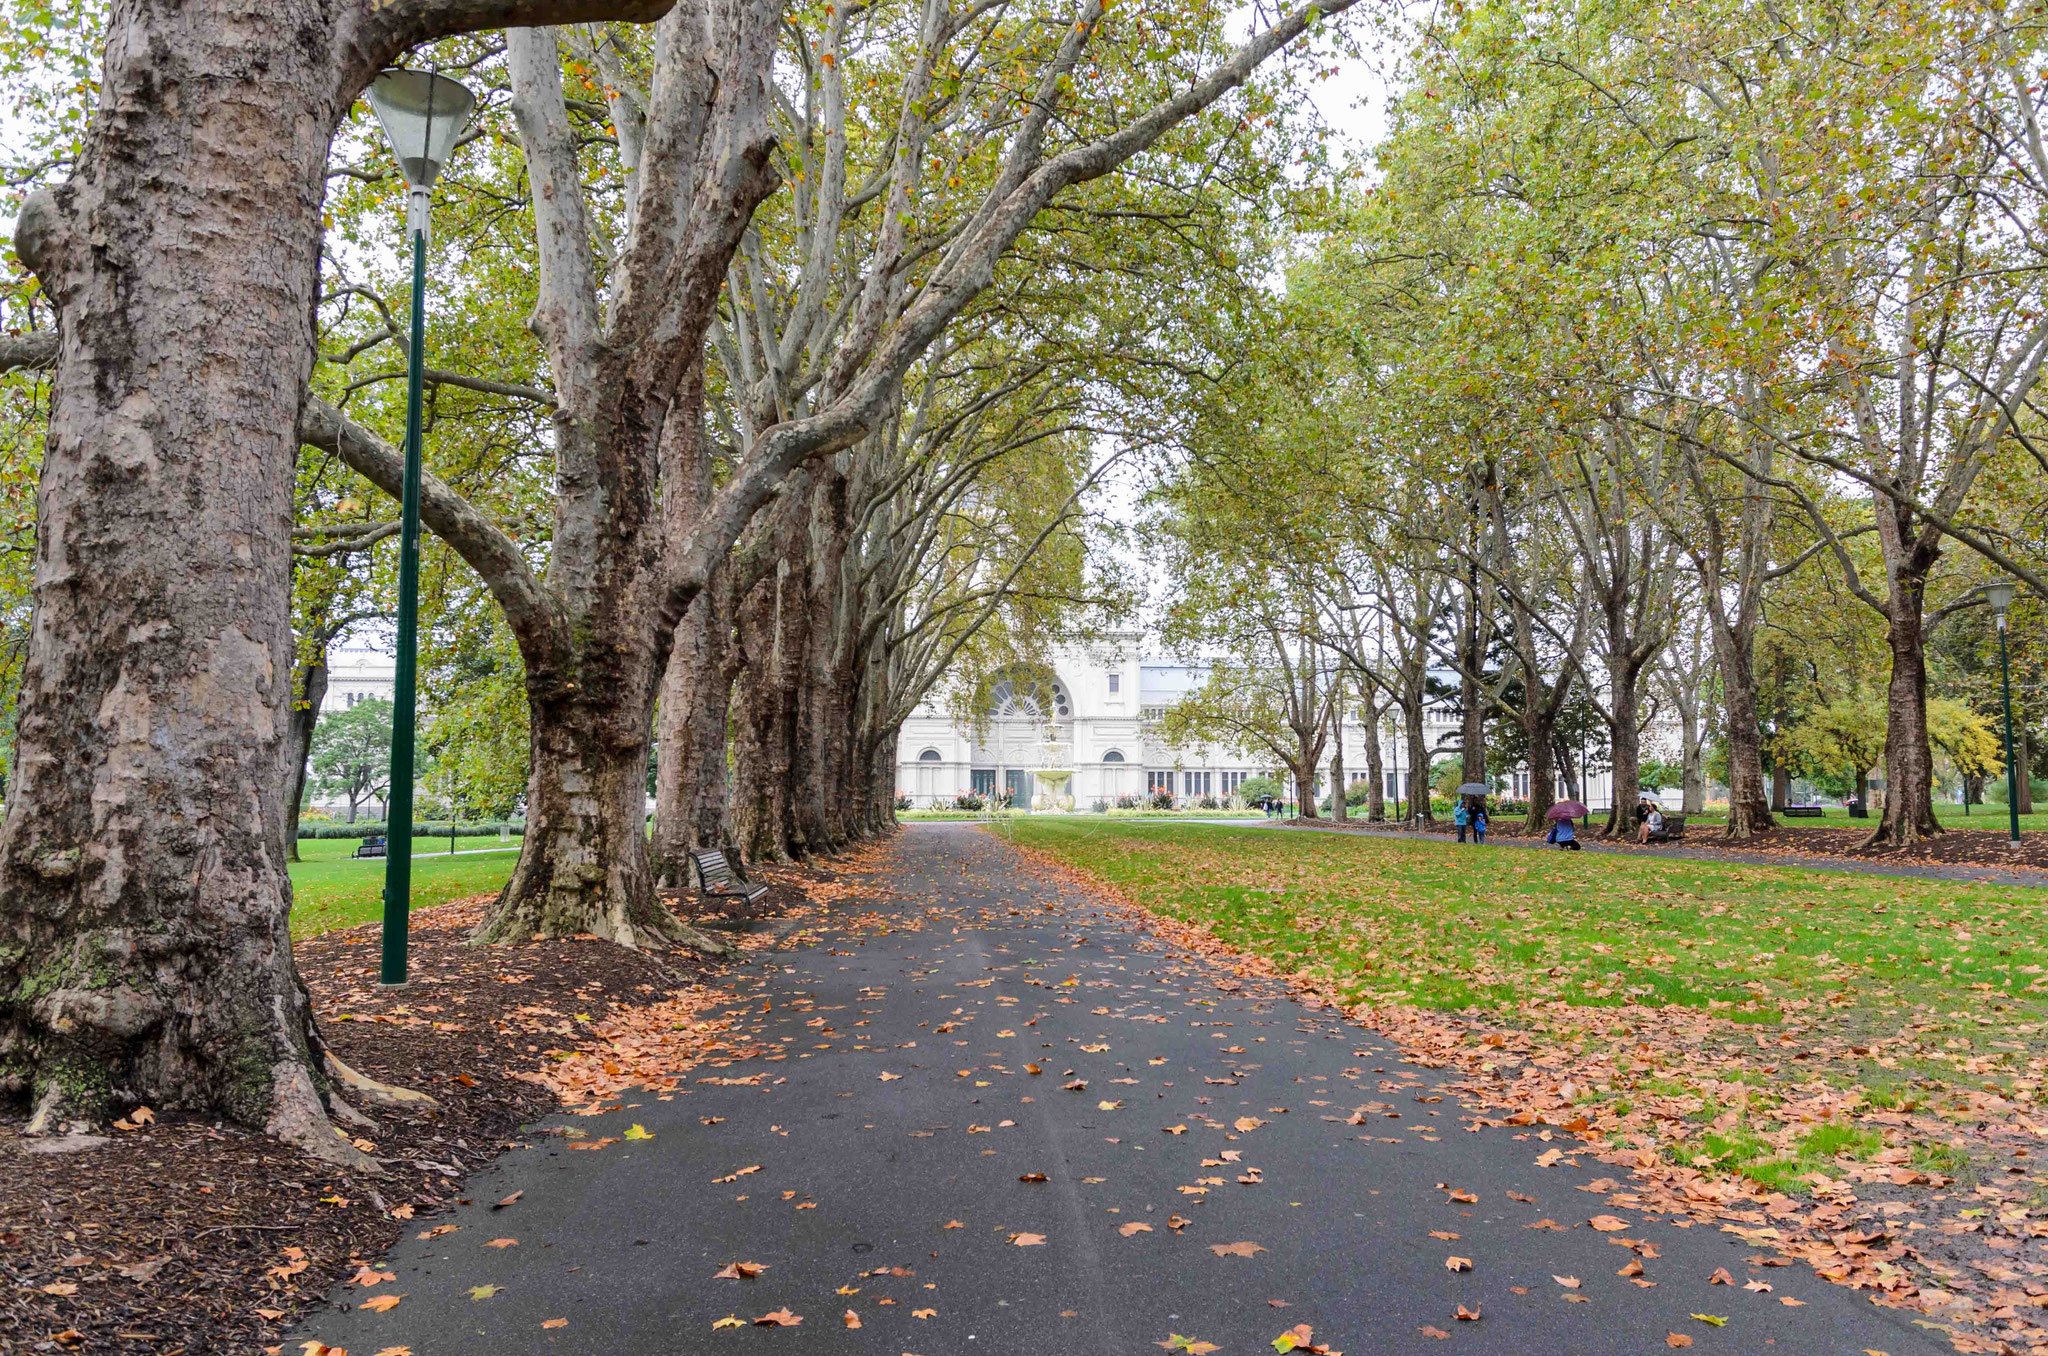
[363, 69, 475, 986]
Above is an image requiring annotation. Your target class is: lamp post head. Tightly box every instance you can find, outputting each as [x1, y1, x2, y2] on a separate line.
[366, 69, 476, 192]
[1987, 582, 2019, 627]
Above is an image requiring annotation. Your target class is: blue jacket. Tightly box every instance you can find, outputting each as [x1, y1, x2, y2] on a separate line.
[1550, 820, 1575, 842]
[1453, 804, 1469, 826]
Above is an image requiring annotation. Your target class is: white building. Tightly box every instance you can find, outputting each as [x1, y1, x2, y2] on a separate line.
[326, 639, 397, 710]
[893, 638, 1680, 811]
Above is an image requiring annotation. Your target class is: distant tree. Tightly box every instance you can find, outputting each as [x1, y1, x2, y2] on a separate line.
[1637, 759, 1684, 794]
[310, 698, 393, 824]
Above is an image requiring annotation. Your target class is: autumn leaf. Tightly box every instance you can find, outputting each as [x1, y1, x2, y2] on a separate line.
[1445, 1256, 1472, 1272]
[485, 1238, 518, 1249]
[1161, 1336, 1221, 1354]
[712, 1316, 744, 1329]
[1587, 1215, 1629, 1232]
[542, 1318, 568, 1329]
[943, 1220, 964, 1229]
[1689, 1314, 1727, 1327]
[1429, 1230, 1459, 1241]
[1099, 1100, 1124, 1110]
[1618, 1259, 1644, 1277]
[715, 1261, 767, 1279]
[468, 1284, 501, 1300]
[843, 1310, 861, 1329]
[360, 1294, 404, 1313]
[1709, 1267, 1734, 1286]
[1743, 1279, 1772, 1293]
[1780, 1297, 1806, 1307]
[879, 1071, 902, 1081]
[1212, 1241, 1267, 1257]
[712, 1165, 762, 1184]
[1455, 1303, 1481, 1320]
[370, 1347, 412, 1356]
[1011, 1232, 1047, 1246]
[913, 1308, 937, 1319]
[1420, 1326, 1451, 1340]
[1666, 1335, 1693, 1349]
[1120, 1222, 1154, 1236]
[1553, 1276, 1580, 1289]
[1235, 1116, 1266, 1132]
[1019, 1172, 1049, 1183]
[624, 1123, 654, 1140]
[754, 1308, 802, 1326]
[1446, 1189, 1478, 1204]
[494, 1192, 522, 1209]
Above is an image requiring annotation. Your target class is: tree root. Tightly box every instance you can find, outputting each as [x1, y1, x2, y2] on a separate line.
[324, 1051, 442, 1112]
[268, 1061, 380, 1174]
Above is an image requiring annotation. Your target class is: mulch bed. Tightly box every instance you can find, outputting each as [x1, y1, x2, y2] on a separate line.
[0, 880, 808, 1355]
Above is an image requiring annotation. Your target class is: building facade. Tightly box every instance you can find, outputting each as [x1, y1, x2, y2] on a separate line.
[892, 638, 1681, 811]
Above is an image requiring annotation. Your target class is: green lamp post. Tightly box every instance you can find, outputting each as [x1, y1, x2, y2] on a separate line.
[364, 69, 476, 986]
[1987, 581, 2023, 848]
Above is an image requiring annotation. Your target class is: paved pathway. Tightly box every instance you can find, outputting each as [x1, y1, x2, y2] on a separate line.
[297, 824, 1943, 1354]
[1207, 816, 2048, 889]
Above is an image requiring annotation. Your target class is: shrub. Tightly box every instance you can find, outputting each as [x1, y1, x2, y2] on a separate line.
[952, 791, 986, 811]
[1237, 774, 1281, 804]
[1149, 789, 1176, 810]
[1115, 793, 1142, 810]
[1090, 798, 1109, 813]
[300, 819, 524, 840]
[895, 794, 914, 811]
[1196, 795, 1220, 810]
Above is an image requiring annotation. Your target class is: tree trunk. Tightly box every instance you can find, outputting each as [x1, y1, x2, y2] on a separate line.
[652, 581, 736, 888]
[1363, 710, 1385, 822]
[1862, 589, 1943, 845]
[1677, 692, 1705, 815]
[2020, 725, 2035, 815]
[1405, 702, 1433, 823]
[1697, 542, 1775, 839]
[731, 548, 804, 861]
[1521, 717, 1558, 835]
[1329, 694, 1347, 822]
[1603, 653, 1643, 839]
[285, 655, 329, 862]
[0, 4, 355, 1157]
[1291, 752, 1319, 820]
[1771, 762, 1790, 811]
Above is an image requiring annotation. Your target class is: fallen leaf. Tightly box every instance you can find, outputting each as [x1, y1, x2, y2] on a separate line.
[1011, 1232, 1046, 1246]
[715, 1261, 767, 1279]
[1160, 1337, 1221, 1355]
[1507, 1191, 1537, 1203]
[1618, 1259, 1644, 1278]
[1743, 1279, 1772, 1293]
[1445, 1256, 1472, 1272]
[485, 1238, 518, 1249]
[1420, 1326, 1451, 1340]
[1588, 1215, 1629, 1232]
[712, 1316, 744, 1330]
[468, 1284, 501, 1300]
[1019, 1172, 1049, 1183]
[1780, 1297, 1806, 1307]
[1455, 1304, 1481, 1321]
[1213, 1241, 1267, 1257]
[1553, 1276, 1580, 1289]
[38, 1282, 78, 1296]
[370, 1348, 412, 1356]
[1666, 1336, 1693, 1349]
[624, 1123, 654, 1140]
[1428, 1231, 1459, 1241]
[1446, 1189, 1478, 1204]
[360, 1294, 403, 1312]
[754, 1309, 803, 1327]
[1099, 1100, 1123, 1110]
[712, 1165, 762, 1184]
[913, 1308, 936, 1319]
[879, 1071, 901, 1081]
[1120, 1222, 1154, 1236]
[494, 1192, 522, 1208]
[542, 1319, 568, 1329]
[843, 1310, 861, 1329]
[1689, 1314, 1727, 1327]
[1709, 1267, 1734, 1286]
[944, 1220, 964, 1229]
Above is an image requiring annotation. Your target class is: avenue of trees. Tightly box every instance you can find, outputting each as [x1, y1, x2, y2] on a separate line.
[0, 0, 1361, 1156]
[1147, 0, 2048, 846]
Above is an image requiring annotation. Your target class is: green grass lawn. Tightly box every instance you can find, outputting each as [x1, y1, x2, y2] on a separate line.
[288, 837, 520, 938]
[897, 808, 1268, 821]
[1002, 818, 2048, 1190]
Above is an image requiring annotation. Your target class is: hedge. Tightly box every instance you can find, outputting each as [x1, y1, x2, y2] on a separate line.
[298, 820, 526, 841]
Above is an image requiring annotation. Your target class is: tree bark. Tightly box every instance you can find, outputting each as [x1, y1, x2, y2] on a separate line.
[1329, 693, 1347, 822]
[1866, 590, 1944, 845]
[1363, 703, 1386, 822]
[285, 654, 330, 862]
[2019, 725, 2035, 815]
[1771, 763, 1790, 811]
[1405, 701, 1432, 824]
[652, 580, 736, 887]
[1603, 651, 1644, 839]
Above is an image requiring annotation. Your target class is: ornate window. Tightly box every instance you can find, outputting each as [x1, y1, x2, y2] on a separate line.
[1101, 749, 1125, 763]
[986, 672, 1071, 719]
[918, 748, 942, 762]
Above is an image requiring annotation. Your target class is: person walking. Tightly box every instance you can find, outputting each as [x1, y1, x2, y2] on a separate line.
[1453, 799, 1470, 843]
[1473, 804, 1489, 845]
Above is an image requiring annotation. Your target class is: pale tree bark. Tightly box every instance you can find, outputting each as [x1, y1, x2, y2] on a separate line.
[0, 0, 670, 1153]
[651, 580, 737, 886]
[1329, 690, 1348, 822]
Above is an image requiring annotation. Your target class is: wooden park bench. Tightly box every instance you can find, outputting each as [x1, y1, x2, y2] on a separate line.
[687, 845, 770, 913]
[352, 836, 387, 859]
[1645, 814, 1687, 843]
[1781, 805, 1826, 817]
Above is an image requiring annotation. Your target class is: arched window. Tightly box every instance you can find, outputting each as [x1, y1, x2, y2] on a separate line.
[1101, 749, 1125, 763]
[986, 671, 1072, 719]
[917, 748, 943, 762]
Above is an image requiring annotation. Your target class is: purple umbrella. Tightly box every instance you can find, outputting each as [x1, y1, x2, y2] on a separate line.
[1546, 801, 1588, 820]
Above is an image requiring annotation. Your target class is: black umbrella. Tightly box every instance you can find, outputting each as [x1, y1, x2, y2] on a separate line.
[1454, 782, 1491, 797]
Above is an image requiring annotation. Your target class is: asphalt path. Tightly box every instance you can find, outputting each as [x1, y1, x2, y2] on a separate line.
[296, 823, 1944, 1355]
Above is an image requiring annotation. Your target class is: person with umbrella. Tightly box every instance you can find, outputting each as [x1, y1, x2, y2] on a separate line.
[1454, 783, 1490, 845]
[1545, 799, 1586, 850]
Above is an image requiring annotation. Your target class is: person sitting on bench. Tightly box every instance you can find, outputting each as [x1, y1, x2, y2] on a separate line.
[1636, 804, 1664, 843]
